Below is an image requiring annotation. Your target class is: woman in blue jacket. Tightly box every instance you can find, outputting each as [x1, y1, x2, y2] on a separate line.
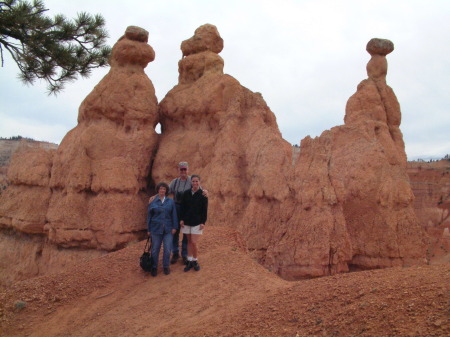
[147, 182, 178, 277]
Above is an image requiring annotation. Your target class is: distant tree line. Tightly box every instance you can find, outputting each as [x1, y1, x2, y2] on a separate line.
[0, 135, 35, 141]
[410, 154, 449, 162]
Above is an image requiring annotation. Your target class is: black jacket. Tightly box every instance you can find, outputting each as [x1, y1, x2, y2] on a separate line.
[180, 188, 208, 226]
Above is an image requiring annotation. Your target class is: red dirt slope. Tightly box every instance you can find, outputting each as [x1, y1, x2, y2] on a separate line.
[1, 226, 448, 337]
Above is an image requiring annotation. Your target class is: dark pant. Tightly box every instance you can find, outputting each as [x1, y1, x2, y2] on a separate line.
[172, 228, 188, 257]
[151, 232, 173, 268]
[172, 203, 188, 257]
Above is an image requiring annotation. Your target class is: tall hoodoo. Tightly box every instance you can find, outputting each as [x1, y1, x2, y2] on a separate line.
[47, 26, 159, 251]
[151, 24, 293, 261]
[345, 38, 405, 165]
[325, 38, 427, 271]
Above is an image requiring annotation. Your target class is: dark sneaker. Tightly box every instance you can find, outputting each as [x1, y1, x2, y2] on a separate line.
[164, 267, 170, 275]
[170, 253, 179, 264]
[182, 256, 188, 265]
[193, 261, 200, 271]
[184, 261, 192, 272]
[151, 268, 157, 277]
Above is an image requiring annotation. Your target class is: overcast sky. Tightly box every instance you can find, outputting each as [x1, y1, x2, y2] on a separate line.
[1, 0, 449, 160]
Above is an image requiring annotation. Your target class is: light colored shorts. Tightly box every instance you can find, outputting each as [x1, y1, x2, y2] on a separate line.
[181, 225, 203, 235]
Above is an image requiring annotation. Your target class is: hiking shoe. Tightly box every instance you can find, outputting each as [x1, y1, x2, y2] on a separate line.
[182, 256, 188, 265]
[151, 268, 157, 277]
[170, 253, 179, 264]
[193, 261, 200, 271]
[184, 261, 192, 272]
[164, 267, 170, 275]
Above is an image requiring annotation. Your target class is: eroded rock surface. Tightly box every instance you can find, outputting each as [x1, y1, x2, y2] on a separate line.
[0, 26, 159, 283]
[0, 26, 431, 283]
[407, 160, 450, 262]
[0, 139, 57, 191]
[153, 30, 427, 279]
[0, 146, 55, 234]
[47, 26, 159, 251]
[408, 160, 450, 229]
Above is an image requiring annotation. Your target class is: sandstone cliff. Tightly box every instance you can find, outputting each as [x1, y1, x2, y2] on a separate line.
[408, 160, 450, 228]
[0, 27, 158, 284]
[407, 159, 450, 262]
[0, 146, 54, 234]
[0, 143, 106, 286]
[0, 139, 57, 192]
[0, 25, 432, 283]
[153, 29, 428, 278]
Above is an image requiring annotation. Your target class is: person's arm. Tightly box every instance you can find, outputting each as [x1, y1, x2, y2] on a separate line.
[203, 194, 208, 223]
[199, 195, 208, 229]
[147, 204, 153, 234]
[168, 178, 176, 198]
[179, 190, 186, 227]
[171, 200, 179, 233]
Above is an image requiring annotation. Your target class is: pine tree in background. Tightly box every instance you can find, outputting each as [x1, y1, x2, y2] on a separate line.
[0, 0, 111, 94]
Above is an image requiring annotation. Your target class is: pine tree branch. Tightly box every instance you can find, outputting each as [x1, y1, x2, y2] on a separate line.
[0, 0, 111, 94]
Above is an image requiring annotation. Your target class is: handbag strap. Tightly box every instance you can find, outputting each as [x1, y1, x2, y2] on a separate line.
[143, 236, 152, 253]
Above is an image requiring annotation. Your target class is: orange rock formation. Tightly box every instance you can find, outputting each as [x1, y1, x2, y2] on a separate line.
[153, 31, 427, 278]
[0, 26, 158, 284]
[0, 147, 55, 234]
[407, 160, 450, 262]
[0, 26, 430, 283]
[47, 26, 159, 251]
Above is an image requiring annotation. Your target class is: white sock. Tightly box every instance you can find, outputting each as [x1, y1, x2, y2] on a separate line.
[188, 256, 193, 261]
[193, 258, 198, 261]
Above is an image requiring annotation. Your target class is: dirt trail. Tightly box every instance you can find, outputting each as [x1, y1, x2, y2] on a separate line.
[1, 226, 449, 337]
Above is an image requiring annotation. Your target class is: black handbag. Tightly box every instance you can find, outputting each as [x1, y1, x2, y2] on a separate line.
[140, 236, 153, 272]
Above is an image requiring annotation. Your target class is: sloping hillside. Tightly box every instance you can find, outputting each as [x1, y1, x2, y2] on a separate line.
[0, 226, 448, 337]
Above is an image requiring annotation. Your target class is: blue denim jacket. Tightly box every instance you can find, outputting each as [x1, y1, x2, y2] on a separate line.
[147, 197, 179, 234]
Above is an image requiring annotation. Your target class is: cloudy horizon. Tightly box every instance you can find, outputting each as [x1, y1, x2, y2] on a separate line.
[1, 0, 449, 161]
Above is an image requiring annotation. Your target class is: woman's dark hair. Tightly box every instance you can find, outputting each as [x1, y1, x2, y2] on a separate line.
[191, 174, 201, 181]
[155, 182, 170, 195]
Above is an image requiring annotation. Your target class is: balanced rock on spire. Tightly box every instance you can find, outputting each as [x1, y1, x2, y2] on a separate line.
[178, 24, 225, 84]
[181, 23, 224, 56]
[366, 38, 394, 82]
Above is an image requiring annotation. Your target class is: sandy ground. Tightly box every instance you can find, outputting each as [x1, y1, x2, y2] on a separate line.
[0, 226, 449, 337]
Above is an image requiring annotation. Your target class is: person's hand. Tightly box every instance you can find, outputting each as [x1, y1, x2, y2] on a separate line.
[148, 195, 156, 204]
[180, 220, 184, 228]
[199, 224, 205, 230]
[147, 232, 151, 236]
[171, 229, 176, 235]
[202, 189, 209, 198]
